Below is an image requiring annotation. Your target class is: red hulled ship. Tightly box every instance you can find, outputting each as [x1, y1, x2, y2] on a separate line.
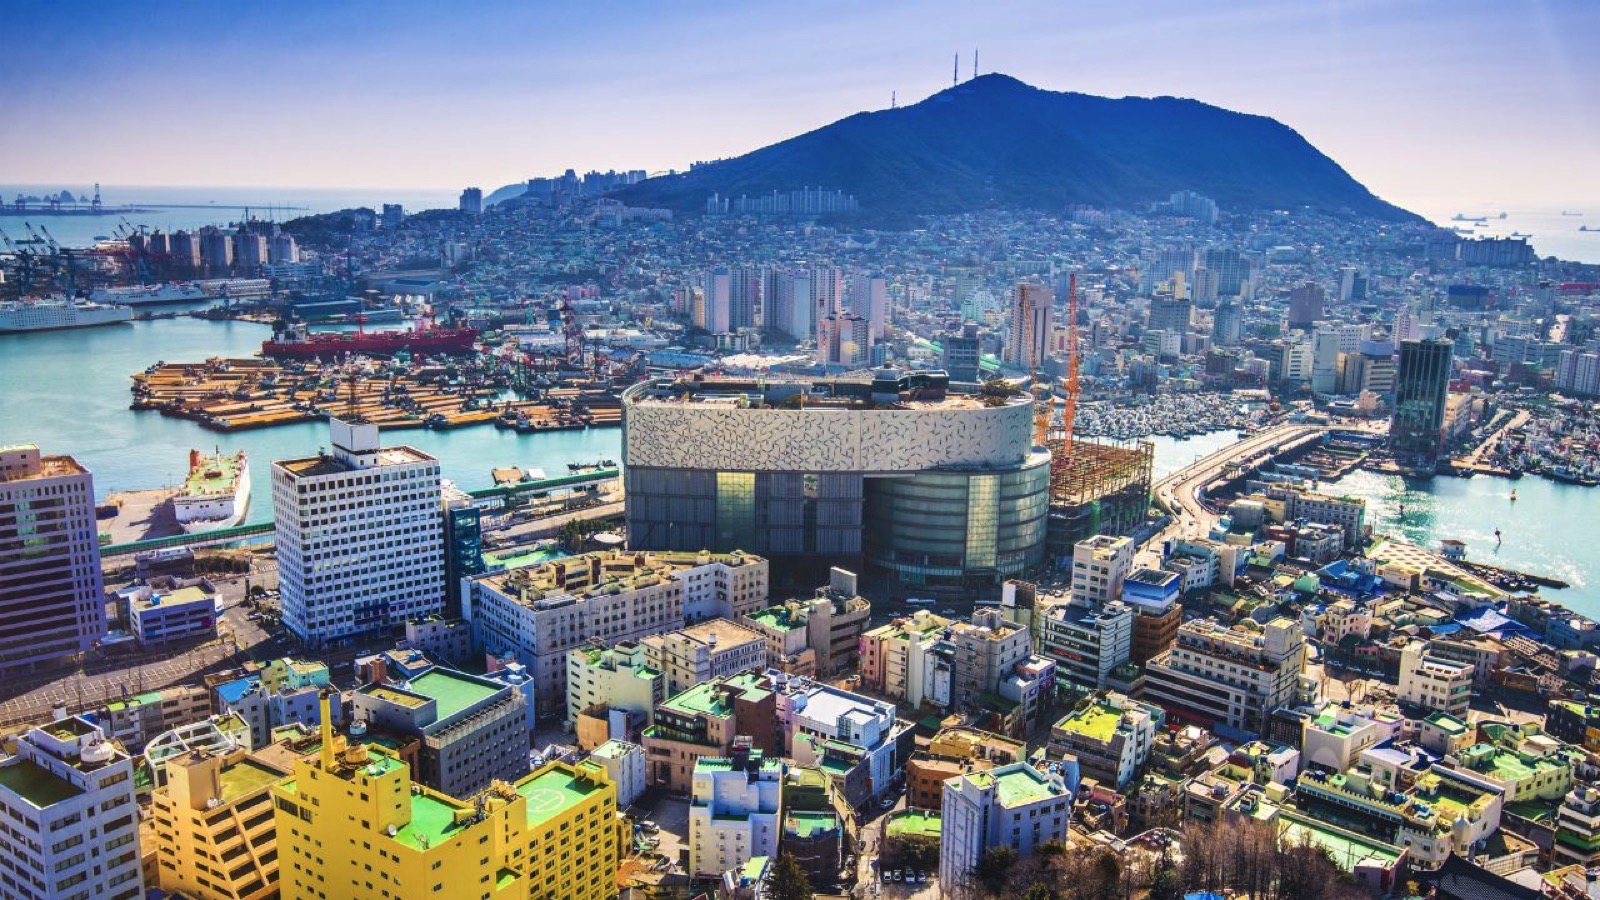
[262, 321, 479, 358]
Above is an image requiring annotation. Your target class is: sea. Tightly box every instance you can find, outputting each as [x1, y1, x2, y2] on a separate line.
[1, 322, 1594, 615]
[1411, 202, 1600, 265]
[0, 184, 457, 248]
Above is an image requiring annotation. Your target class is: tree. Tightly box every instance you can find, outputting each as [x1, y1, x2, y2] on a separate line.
[1147, 863, 1183, 900]
[974, 845, 1018, 896]
[767, 851, 813, 900]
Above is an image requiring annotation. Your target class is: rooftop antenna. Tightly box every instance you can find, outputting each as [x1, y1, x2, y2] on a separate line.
[953, 53, 959, 86]
[891, 90, 897, 109]
[973, 48, 979, 79]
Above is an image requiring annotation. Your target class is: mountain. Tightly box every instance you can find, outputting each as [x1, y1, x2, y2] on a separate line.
[612, 74, 1418, 223]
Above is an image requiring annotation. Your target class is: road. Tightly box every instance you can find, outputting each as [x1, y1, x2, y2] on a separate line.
[1147, 423, 1328, 548]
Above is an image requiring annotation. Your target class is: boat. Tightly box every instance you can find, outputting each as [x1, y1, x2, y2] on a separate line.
[261, 321, 479, 358]
[0, 298, 134, 333]
[1509, 489, 1517, 501]
[88, 282, 213, 306]
[173, 449, 251, 533]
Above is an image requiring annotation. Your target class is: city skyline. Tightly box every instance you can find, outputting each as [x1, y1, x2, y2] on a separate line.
[3, 0, 1598, 213]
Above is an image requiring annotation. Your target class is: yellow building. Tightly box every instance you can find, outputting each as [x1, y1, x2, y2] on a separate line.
[152, 747, 291, 900]
[272, 696, 622, 900]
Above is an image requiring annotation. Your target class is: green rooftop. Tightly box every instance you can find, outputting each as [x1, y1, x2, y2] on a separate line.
[181, 451, 245, 498]
[1056, 703, 1123, 744]
[0, 759, 84, 808]
[408, 669, 502, 720]
[885, 809, 941, 838]
[970, 765, 1062, 807]
[785, 810, 839, 839]
[748, 605, 807, 632]
[516, 765, 603, 828]
[661, 671, 768, 719]
[1278, 812, 1402, 870]
[391, 791, 472, 851]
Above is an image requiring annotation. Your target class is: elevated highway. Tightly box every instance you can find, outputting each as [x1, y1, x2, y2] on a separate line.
[1146, 423, 1332, 548]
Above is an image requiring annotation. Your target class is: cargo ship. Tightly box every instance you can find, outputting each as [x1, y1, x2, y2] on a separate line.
[0, 298, 134, 333]
[89, 278, 274, 306]
[173, 449, 251, 532]
[261, 321, 478, 358]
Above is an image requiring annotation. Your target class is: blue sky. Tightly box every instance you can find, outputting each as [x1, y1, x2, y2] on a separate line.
[2, 0, 1596, 212]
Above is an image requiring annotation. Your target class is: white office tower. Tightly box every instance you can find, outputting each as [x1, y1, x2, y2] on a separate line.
[1071, 535, 1133, 605]
[1311, 329, 1343, 394]
[1004, 280, 1055, 370]
[0, 715, 144, 900]
[0, 445, 107, 675]
[688, 744, 782, 879]
[848, 274, 889, 340]
[940, 762, 1074, 888]
[272, 418, 444, 648]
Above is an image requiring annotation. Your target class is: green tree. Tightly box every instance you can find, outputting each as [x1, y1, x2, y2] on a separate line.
[1148, 863, 1183, 900]
[974, 845, 1018, 896]
[767, 851, 813, 900]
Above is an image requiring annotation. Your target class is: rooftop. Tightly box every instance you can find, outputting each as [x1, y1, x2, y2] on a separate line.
[362, 685, 430, 710]
[277, 445, 433, 478]
[180, 451, 246, 499]
[969, 764, 1064, 808]
[407, 669, 503, 720]
[786, 810, 840, 838]
[1056, 703, 1124, 744]
[0, 758, 84, 808]
[218, 756, 290, 802]
[516, 765, 604, 828]
[391, 791, 472, 851]
[134, 585, 213, 612]
[885, 809, 942, 838]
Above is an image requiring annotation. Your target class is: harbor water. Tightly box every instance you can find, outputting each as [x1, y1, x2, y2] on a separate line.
[1, 319, 1593, 609]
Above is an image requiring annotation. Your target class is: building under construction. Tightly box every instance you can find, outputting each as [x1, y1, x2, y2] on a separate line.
[1044, 437, 1154, 562]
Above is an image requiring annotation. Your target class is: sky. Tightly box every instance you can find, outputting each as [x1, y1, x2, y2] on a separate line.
[2, 0, 1597, 215]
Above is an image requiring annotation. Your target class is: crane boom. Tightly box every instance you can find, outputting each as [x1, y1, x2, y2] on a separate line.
[1061, 271, 1080, 449]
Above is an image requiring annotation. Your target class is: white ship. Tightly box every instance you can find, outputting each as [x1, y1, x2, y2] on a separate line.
[0, 298, 134, 333]
[89, 278, 274, 306]
[173, 449, 252, 533]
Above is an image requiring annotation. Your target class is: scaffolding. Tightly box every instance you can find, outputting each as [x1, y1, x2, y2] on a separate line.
[1044, 437, 1155, 561]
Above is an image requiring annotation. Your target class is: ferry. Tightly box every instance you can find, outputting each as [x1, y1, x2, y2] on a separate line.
[89, 278, 274, 306]
[0, 298, 133, 333]
[173, 449, 251, 533]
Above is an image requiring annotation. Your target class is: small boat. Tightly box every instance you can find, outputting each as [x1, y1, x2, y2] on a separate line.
[1494, 528, 1503, 544]
[1509, 489, 1517, 501]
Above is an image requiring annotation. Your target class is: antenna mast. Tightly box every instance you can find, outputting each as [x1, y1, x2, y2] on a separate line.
[953, 53, 959, 86]
[973, 49, 979, 79]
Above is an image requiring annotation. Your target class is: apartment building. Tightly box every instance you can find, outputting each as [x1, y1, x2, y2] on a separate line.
[465, 548, 767, 718]
[642, 618, 768, 696]
[1039, 597, 1134, 691]
[939, 763, 1075, 888]
[1398, 642, 1474, 717]
[951, 608, 1032, 709]
[151, 748, 288, 900]
[858, 610, 954, 710]
[769, 672, 902, 807]
[272, 418, 444, 647]
[1144, 618, 1307, 737]
[1300, 703, 1401, 773]
[688, 745, 783, 880]
[565, 640, 664, 734]
[0, 716, 142, 900]
[352, 666, 528, 797]
[1048, 692, 1163, 789]
[1071, 535, 1134, 604]
[211, 658, 333, 749]
[0, 445, 107, 674]
[643, 672, 781, 793]
[97, 683, 213, 750]
[740, 569, 872, 677]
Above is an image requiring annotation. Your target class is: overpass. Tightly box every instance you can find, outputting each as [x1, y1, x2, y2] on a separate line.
[1146, 423, 1332, 548]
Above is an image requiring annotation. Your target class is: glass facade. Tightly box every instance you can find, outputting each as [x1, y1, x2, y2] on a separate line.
[715, 472, 755, 551]
[863, 450, 1050, 593]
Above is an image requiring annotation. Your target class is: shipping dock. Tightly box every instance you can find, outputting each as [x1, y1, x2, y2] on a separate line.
[129, 357, 620, 433]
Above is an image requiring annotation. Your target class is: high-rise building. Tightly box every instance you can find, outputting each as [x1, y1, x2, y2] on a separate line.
[939, 763, 1075, 888]
[847, 274, 889, 340]
[1212, 300, 1243, 346]
[1039, 597, 1134, 691]
[1203, 248, 1248, 297]
[761, 270, 812, 341]
[942, 322, 982, 382]
[380, 203, 405, 229]
[1003, 281, 1054, 370]
[1557, 349, 1600, 397]
[1148, 297, 1193, 335]
[688, 746, 783, 879]
[267, 232, 299, 264]
[234, 229, 269, 272]
[729, 267, 762, 331]
[811, 267, 844, 325]
[950, 608, 1031, 709]
[701, 268, 732, 333]
[272, 418, 444, 648]
[1191, 266, 1220, 303]
[1311, 328, 1342, 393]
[1143, 618, 1307, 737]
[169, 229, 200, 268]
[1142, 246, 1194, 293]
[1287, 283, 1326, 330]
[817, 312, 872, 367]
[1338, 266, 1368, 303]
[1167, 190, 1219, 224]
[0, 715, 143, 900]
[1389, 338, 1454, 464]
[459, 186, 483, 215]
[152, 747, 288, 900]
[0, 444, 106, 674]
[274, 696, 621, 900]
[199, 226, 233, 271]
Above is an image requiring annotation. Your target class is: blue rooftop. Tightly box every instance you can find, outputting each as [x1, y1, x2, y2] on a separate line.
[214, 676, 259, 705]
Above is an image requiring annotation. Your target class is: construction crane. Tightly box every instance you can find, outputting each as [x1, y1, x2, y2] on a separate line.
[1060, 271, 1081, 450]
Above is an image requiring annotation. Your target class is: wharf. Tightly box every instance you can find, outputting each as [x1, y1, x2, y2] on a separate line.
[1456, 559, 1570, 593]
[97, 487, 183, 545]
[130, 357, 616, 433]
